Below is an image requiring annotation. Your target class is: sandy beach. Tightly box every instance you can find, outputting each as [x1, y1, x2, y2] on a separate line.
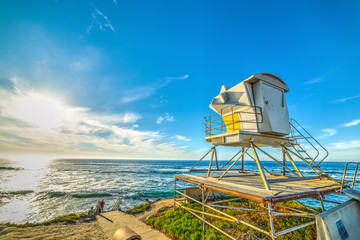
[0, 221, 107, 240]
[0, 199, 174, 240]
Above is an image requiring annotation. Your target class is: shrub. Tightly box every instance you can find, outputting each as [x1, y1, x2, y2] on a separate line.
[125, 203, 150, 214]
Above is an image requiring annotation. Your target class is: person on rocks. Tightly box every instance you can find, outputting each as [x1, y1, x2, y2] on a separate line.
[100, 199, 105, 213]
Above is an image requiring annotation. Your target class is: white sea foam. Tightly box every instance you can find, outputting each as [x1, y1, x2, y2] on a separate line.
[0, 159, 356, 223]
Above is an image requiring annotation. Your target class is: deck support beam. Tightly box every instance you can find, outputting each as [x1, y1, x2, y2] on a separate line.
[218, 147, 249, 180]
[250, 141, 271, 191]
[220, 149, 243, 169]
[187, 148, 213, 174]
[241, 147, 245, 173]
[282, 149, 286, 176]
[201, 184, 206, 233]
[268, 203, 276, 239]
[207, 148, 215, 177]
[282, 146, 303, 178]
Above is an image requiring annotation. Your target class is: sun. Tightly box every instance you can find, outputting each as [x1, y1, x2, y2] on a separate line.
[7, 92, 73, 131]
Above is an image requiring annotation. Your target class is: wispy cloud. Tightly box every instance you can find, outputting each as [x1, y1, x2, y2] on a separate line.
[332, 95, 360, 103]
[87, 7, 116, 34]
[329, 139, 360, 150]
[341, 119, 360, 128]
[174, 135, 191, 141]
[120, 74, 189, 103]
[69, 47, 101, 72]
[318, 128, 336, 139]
[304, 77, 326, 85]
[156, 113, 175, 124]
[0, 79, 195, 159]
[170, 74, 189, 80]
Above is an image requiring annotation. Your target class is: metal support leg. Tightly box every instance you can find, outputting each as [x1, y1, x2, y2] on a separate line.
[283, 146, 303, 178]
[218, 147, 249, 180]
[250, 141, 271, 191]
[282, 149, 286, 176]
[204, 189, 212, 203]
[268, 203, 276, 239]
[207, 148, 215, 177]
[214, 147, 219, 170]
[187, 148, 213, 174]
[254, 145, 298, 177]
[319, 193, 325, 212]
[241, 147, 244, 173]
[201, 184, 205, 234]
[220, 149, 242, 170]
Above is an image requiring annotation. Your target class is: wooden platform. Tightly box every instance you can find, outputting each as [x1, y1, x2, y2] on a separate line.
[176, 172, 341, 203]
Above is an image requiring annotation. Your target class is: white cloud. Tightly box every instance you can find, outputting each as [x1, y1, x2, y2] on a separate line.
[119, 74, 189, 103]
[329, 140, 360, 150]
[0, 80, 197, 159]
[120, 87, 156, 103]
[172, 74, 189, 80]
[341, 119, 360, 128]
[174, 135, 191, 141]
[156, 113, 175, 124]
[333, 95, 360, 103]
[87, 7, 116, 34]
[318, 128, 336, 139]
[156, 116, 164, 124]
[304, 77, 325, 85]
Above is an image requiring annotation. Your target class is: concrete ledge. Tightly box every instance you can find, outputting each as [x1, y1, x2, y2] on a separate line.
[316, 199, 360, 240]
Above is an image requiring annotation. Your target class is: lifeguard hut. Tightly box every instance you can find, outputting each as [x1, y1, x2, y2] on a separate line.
[174, 73, 360, 239]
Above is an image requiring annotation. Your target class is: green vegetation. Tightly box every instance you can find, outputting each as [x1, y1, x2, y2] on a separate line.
[125, 202, 150, 214]
[157, 206, 167, 213]
[0, 213, 93, 231]
[145, 199, 318, 240]
[42, 213, 90, 224]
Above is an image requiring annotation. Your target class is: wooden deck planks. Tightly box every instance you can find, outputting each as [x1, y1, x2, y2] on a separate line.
[176, 172, 341, 203]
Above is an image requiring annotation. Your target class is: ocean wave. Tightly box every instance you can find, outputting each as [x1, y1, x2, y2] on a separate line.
[0, 190, 34, 197]
[71, 192, 114, 198]
[45, 191, 68, 198]
[38, 191, 116, 199]
[0, 166, 23, 171]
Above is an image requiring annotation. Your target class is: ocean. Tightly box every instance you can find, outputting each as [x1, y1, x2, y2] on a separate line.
[0, 159, 358, 224]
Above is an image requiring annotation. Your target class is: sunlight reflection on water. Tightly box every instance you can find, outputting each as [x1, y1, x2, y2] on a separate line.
[0, 158, 357, 224]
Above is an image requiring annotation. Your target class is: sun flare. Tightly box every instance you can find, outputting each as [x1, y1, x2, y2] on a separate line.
[6, 92, 74, 131]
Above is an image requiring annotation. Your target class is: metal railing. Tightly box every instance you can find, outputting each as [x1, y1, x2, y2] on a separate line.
[289, 118, 329, 167]
[204, 105, 263, 137]
[340, 162, 360, 193]
[110, 197, 122, 211]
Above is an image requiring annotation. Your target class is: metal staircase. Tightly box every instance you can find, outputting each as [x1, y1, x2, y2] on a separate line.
[288, 118, 329, 177]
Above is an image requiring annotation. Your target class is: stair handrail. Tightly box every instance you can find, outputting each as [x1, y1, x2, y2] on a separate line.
[340, 162, 360, 193]
[289, 120, 320, 163]
[94, 200, 101, 214]
[289, 118, 329, 166]
[110, 197, 122, 211]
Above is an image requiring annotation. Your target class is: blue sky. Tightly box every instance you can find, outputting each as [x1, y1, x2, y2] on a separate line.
[0, 0, 360, 161]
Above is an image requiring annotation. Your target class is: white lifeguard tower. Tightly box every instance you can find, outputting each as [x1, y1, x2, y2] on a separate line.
[174, 73, 360, 239]
[206, 72, 291, 147]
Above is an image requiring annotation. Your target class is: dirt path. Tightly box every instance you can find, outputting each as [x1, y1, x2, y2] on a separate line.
[0, 199, 175, 240]
[0, 221, 107, 240]
[96, 211, 169, 240]
[135, 198, 175, 221]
